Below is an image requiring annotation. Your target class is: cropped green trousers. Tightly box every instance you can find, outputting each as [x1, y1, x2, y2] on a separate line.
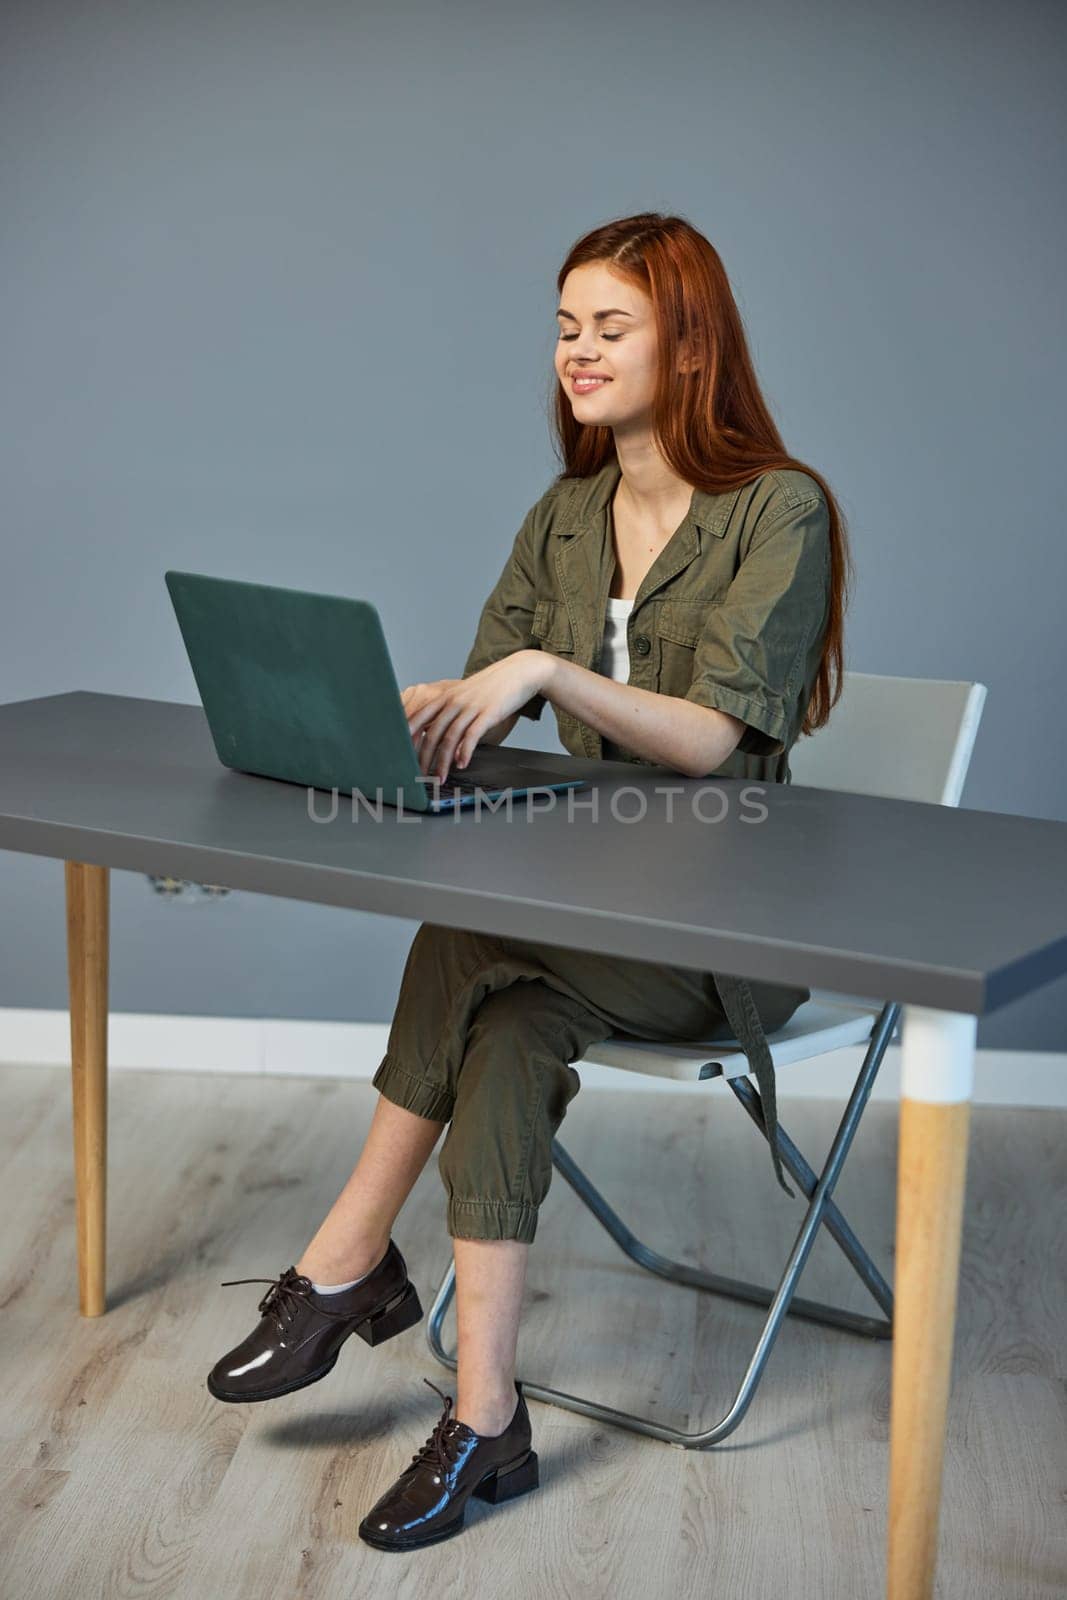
[371, 922, 810, 1244]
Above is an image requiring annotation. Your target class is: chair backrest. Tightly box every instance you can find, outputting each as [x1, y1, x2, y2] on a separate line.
[787, 671, 987, 806]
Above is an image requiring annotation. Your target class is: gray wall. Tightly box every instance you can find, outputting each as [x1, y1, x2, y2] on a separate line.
[2, 0, 1064, 1049]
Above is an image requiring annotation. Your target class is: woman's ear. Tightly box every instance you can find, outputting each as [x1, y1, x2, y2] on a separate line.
[675, 333, 702, 376]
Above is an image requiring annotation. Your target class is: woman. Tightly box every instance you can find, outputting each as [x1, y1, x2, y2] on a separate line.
[207, 212, 853, 1552]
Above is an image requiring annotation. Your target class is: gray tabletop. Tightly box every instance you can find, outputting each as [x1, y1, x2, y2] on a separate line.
[2, 690, 1066, 1016]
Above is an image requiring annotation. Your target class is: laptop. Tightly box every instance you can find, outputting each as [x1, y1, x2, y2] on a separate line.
[164, 570, 594, 813]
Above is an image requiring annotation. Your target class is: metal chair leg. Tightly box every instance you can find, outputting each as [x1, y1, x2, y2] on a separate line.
[426, 1003, 899, 1449]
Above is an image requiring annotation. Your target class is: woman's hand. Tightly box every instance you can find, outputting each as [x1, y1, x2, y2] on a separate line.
[400, 652, 550, 781]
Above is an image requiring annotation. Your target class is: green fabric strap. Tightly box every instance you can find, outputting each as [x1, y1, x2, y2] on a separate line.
[708, 971, 796, 1201]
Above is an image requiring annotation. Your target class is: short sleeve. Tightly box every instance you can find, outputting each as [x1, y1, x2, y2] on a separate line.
[461, 501, 546, 721]
[684, 494, 831, 757]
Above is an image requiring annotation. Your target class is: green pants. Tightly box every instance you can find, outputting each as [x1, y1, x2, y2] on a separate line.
[372, 923, 810, 1244]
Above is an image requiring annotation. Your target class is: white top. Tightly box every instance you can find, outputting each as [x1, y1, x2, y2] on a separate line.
[599, 597, 634, 683]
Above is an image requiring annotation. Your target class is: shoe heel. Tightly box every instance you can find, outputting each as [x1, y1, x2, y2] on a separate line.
[473, 1448, 540, 1505]
[353, 1280, 423, 1347]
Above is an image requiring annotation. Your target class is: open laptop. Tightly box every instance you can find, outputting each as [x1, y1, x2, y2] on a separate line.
[164, 570, 593, 813]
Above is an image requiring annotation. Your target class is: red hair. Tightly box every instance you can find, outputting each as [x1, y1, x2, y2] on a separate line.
[549, 211, 854, 742]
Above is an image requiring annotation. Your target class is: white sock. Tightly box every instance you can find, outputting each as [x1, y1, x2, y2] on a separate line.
[310, 1269, 373, 1294]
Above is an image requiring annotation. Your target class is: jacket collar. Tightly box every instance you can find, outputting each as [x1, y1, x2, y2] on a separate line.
[552, 457, 742, 539]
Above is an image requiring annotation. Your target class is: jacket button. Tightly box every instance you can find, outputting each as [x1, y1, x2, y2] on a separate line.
[634, 635, 651, 655]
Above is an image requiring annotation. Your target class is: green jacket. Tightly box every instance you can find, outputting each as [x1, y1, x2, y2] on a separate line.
[462, 458, 832, 784]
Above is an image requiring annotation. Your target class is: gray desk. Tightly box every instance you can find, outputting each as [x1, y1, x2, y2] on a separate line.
[3, 689, 1067, 1600]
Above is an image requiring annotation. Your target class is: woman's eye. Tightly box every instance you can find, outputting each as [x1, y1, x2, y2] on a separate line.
[557, 332, 623, 341]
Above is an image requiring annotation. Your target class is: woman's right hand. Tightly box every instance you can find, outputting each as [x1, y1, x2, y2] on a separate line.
[400, 680, 464, 774]
[400, 657, 541, 778]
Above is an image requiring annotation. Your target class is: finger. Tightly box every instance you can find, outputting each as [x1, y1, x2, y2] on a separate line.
[407, 711, 429, 749]
[419, 719, 448, 778]
[433, 709, 481, 780]
[406, 693, 442, 741]
[452, 715, 485, 769]
[419, 720, 450, 780]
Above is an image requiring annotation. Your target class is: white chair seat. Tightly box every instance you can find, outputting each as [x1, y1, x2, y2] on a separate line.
[581, 997, 882, 1082]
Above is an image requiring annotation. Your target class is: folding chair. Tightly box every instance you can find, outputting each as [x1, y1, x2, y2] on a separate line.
[426, 671, 988, 1447]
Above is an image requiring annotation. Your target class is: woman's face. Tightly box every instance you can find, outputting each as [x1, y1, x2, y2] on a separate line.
[553, 262, 661, 433]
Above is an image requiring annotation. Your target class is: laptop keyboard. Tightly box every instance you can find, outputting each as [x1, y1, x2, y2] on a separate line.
[434, 764, 558, 794]
[441, 768, 518, 793]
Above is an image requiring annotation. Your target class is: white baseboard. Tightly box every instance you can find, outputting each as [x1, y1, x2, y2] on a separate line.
[0, 1008, 1064, 1107]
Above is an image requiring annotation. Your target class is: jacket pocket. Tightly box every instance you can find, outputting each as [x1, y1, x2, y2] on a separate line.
[655, 599, 711, 695]
[531, 598, 576, 654]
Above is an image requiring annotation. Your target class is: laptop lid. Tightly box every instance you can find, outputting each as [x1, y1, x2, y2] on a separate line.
[164, 569, 448, 811]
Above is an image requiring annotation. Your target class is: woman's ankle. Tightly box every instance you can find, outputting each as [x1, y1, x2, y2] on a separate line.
[296, 1234, 391, 1285]
[454, 1383, 519, 1437]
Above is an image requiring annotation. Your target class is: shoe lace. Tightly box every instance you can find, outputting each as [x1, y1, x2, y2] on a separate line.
[410, 1377, 467, 1478]
[218, 1266, 360, 1330]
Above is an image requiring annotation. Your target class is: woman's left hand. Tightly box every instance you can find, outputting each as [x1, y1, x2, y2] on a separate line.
[400, 651, 552, 780]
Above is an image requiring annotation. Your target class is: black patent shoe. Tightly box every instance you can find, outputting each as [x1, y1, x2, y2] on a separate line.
[358, 1377, 539, 1552]
[206, 1237, 423, 1403]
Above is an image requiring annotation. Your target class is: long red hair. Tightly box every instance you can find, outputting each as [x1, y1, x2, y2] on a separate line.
[548, 211, 853, 742]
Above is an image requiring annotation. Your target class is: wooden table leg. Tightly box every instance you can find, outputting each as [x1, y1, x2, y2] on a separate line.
[64, 861, 109, 1317]
[888, 1005, 975, 1599]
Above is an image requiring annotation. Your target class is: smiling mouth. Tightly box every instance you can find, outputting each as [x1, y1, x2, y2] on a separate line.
[571, 376, 611, 391]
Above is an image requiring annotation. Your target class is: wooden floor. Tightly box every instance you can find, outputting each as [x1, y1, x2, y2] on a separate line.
[0, 1063, 1063, 1599]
